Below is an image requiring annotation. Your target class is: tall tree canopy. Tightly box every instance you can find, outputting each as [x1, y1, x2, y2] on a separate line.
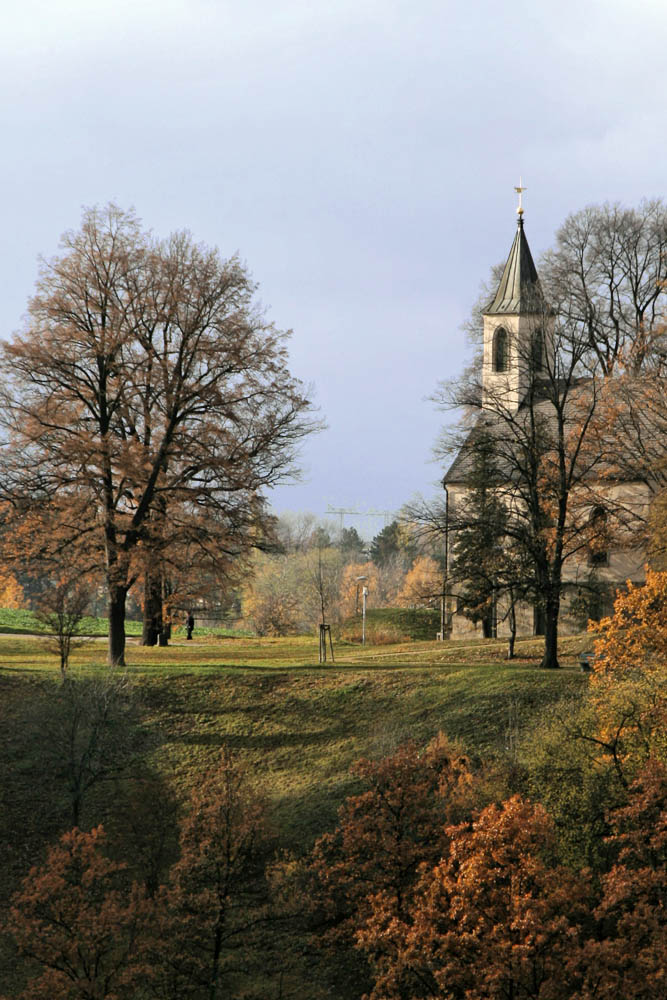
[542, 199, 667, 376]
[0, 205, 318, 664]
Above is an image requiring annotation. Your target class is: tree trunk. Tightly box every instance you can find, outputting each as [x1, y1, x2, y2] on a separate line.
[482, 611, 494, 639]
[60, 646, 68, 681]
[108, 587, 128, 667]
[209, 908, 225, 1000]
[507, 596, 516, 660]
[142, 571, 163, 646]
[539, 594, 560, 669]
[72, 790, 81, 829]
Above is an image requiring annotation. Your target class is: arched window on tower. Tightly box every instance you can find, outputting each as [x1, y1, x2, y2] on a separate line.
[493, 327, 508, 373]
[588, 506, 609, 566]
[531, 327, 544, 372]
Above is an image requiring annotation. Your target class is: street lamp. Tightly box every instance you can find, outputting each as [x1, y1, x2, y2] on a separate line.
[355, 576, 368, 645]
[441, 485, 449, 641]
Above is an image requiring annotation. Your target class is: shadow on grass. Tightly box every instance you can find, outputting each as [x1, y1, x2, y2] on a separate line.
[273, 771, 363, 849]
[172, 725, 354, 751]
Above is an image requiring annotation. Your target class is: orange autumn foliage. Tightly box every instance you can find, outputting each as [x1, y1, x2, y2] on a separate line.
[396, 555, 442, 608]
[591, 569, 667, 674]
[338, 561, 382, 618]
[309, 734, 474, 943]
[7, 826, 148, 1000]
[589, 569, 667, 774]
[358, 796, 590, 1000]
[7, 755, 273, 1000]
[0, 569, 24, 608]
[577, 759, 667, 1000]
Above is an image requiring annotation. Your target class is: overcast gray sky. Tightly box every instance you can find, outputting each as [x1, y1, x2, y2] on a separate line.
[2, 0, 666, 537]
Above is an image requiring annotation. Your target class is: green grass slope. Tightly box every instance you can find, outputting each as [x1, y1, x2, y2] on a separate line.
[0, 630, 592, 996]
[0, 607, 144, 635]
[0, 631, 589, 845]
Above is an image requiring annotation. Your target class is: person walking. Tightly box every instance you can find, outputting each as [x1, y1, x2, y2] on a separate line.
[186, 612, 195, 640]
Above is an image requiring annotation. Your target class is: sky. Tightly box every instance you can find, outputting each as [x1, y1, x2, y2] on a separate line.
[2, 0, 666, 539]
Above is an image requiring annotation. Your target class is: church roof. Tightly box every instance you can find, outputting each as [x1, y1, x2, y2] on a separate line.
[442, 423, 485, 485]
[485, 216, 546, 315]
[443, 379, 576, 485]
[443, 414, 508, 485]
[443, 397, 554, 486]
[442, 378, 631, 487]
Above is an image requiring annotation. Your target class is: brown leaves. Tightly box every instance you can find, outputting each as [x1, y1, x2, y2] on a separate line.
[7, 826, 150, 1000]
[396, 556, 442, 609]
[0, 569, 24, 609]
[7, 751, 273, 1000]
[575, 760, 667, 1000]
[588, 570, 667, 779]
[0, 204, 318, 664]
[307, 735, 666, 1000]
[358, 796, 590, 1000]
[6, 733, 666, 1000]
[309, 735, 474, 943]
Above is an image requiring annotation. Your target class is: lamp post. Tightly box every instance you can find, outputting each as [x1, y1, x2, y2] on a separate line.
[355, 575, 368, 645]
[441, 486, 449, 641]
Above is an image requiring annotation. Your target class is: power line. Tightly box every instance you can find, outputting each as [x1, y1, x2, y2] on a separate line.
[325, 505, 393, 529]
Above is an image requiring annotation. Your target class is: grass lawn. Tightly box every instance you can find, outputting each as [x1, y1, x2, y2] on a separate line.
[0, 606, 144, 635]
[0, 629, 590, 844]
[0, 607, 248, 637]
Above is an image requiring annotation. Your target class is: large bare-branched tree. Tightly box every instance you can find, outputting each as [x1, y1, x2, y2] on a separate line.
[545, 200, 667, 552]
[542, 199, 667, 376]
[441, 308, 608, 669]
[0, 205, 318, 664]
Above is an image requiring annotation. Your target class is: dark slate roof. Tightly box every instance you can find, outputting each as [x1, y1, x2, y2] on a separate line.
[443, 382, 556, 485]
[443, 378, 616, 487]
[443, 415, 506, 485]
[485, 217, 546, 315]
[443, 423, 484, 484]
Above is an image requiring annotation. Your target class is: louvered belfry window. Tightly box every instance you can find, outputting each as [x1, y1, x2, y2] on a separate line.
[493, 327, 508, 373]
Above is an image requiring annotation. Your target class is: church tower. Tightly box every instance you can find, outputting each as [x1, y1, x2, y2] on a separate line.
[481, 205, 551, 413]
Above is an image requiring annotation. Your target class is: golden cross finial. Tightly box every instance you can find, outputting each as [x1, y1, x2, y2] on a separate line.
[514, 177, 526, 216]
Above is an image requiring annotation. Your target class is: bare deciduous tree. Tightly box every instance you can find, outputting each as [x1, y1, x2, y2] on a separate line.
[0, 205, 319, 664]
[35, 578, 91, 680]
[47, 671, 138, 828]
[542, 199, 667, 376]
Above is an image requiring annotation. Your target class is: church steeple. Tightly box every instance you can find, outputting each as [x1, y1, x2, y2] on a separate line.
[481, 194, 553, 413]
[486, 216, 544, 315]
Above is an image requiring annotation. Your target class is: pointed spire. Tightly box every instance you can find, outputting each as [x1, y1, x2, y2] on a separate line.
[486, 213, 545, 315]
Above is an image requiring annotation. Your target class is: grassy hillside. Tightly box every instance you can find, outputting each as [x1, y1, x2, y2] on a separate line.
[0, 629, 591, 996]
[339, 606, 441, 641]
[0, 606, 144, 635]
[0, 604, 441, 640]
[0, 608, 248, 637]
[0, 630, 590, 841]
